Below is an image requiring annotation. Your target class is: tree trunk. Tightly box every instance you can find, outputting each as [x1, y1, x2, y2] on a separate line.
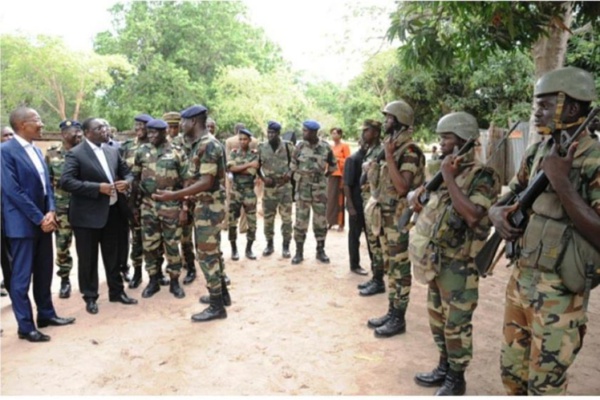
[527, 3, 573, 146]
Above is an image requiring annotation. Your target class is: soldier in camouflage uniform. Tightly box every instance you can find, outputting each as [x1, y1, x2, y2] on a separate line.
[490, 67, 600, 395]
[365, 100, 426, 338]
[356, 120, 386, 296]
[258, 120, 294, 258]
[132, 119, 188, 299]
[163, 111, 181, 140]
[153, 105, 230, 322]
[227, 128, 259, 260]
[45, 120, 83, 299]
[409, 112, 500, 395]
[290, 120, 337, 264]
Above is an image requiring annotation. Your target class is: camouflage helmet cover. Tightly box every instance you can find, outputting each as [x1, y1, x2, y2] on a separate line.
[436, 112, 479, 141]
[382, 100, 414, 126]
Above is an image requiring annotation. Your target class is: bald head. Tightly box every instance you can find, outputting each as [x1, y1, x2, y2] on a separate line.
[8, 107, 44, 142]
[1, 126, 14, 143]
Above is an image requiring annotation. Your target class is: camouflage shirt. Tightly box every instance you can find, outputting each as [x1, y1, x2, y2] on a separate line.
[132, 141, 187, 208]
[45, 144, 70, 211]
[361, 142, 383, 196]
[185, 132, 226, 197]
[228, 147, 258, 189]
[258, 139, 294, 184]
[290, 139, 337, 185]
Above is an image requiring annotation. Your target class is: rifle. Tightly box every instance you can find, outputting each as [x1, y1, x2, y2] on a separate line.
[475, 106, 600, 277]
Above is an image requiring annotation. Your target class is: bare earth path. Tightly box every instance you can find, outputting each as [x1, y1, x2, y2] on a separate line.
[1, 216, 599, 395]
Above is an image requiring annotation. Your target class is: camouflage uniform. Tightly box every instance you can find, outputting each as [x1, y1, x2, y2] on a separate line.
[291, 140, 337, 243]
[368, 130, 425, 313]
[258, 140, 294, 243]
[227, 147, 258, 241]
[132, 141, 187, 277]
[186, 132, 226, 292]
[45, 144, 73, 279]
[500, 134, 600, 395]
[120, 138, 144, 269]
[360, 143, 384, 274]
[412, 149, 500, 373]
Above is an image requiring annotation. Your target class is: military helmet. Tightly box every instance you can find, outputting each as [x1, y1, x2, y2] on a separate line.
[382, 100, 414, 126]
[534, 66, 597, 101]
[436, 112, 479, 141]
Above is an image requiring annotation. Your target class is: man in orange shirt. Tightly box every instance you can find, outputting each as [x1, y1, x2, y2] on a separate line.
[327, 127, 351, 231]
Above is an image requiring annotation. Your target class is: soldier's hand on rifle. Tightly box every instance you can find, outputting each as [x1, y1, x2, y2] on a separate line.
[542, 142, 578, 188]
[384, 136, 394, 161]
[440, 154, 462, 180]
[489, 202, 522, 241]
[408, 186, 425, 213]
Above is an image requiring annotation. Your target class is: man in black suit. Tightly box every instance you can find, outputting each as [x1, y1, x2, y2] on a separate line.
[60, 117, 138, 314]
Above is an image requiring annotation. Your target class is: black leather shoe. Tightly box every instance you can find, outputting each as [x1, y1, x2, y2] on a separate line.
[59, 279, 71, 299]
[351, 267, 369, 276]
[415, 358, 449, 388]
[359, 279, 386, 296]
[120, 265, 131, 282]
[86, 300, 99, 314]
[109, 292, 138, 305]
[37, 316, 76, 328]
[357, 278, 373, 289]
[18, 330, 51, 342]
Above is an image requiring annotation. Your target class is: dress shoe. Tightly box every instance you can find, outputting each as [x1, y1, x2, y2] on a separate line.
[109, 292, 138, 305]
[18, 330, 51, 342]
[37, 316, 76, 328]
[86, 300, 99, 314]
[120, 265, 131, 282]
[59, 278, 71, 299]
[351, 266, 369, 276]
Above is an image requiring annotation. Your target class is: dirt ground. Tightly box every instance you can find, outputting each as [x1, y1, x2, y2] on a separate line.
[1, 215, 599, 396]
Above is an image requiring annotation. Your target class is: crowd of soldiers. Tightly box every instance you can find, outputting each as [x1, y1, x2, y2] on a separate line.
[1, 65, 599, 396]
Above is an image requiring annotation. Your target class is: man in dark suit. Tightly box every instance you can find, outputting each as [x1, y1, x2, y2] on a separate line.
[0, 107, 75, 342]
[61, 117, 138, 314]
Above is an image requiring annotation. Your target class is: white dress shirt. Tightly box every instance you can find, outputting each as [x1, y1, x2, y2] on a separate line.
[14, 134, 47, 195]
[86, 138, 117, 205]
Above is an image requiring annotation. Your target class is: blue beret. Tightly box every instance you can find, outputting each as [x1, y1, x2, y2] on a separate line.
[239, 128, 253, 137]
[146, 119, 168, 130]
[303, 120, 320, 131]
[267, 120, 282, 131]
[180, 105, 208, 119]
[59, 120, 82, 130]
[134, 114, 153, 123]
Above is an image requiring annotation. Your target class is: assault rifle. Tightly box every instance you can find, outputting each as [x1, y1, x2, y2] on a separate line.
[396, 137, 477, 232]
[475, 107, 600, 277]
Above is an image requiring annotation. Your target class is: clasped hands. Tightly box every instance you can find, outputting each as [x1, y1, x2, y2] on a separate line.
[40, 212, 58, 233]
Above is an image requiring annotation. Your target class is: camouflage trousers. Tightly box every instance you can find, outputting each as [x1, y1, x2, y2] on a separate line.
[130, 216, 143, 269]
[194, 194, 225, 292]
[294, 182, 327, 243]
[141, 201, 183, 276]
[428, 257, 479, 372]
[54, 209, 73, 278]
[379, 210, 411, 312]
[228, 185, 257, 241]
[180, 206, 196, 267]
[263, 184, 293, 242]
[361, 191, 384, 273]
[500, 267, 587, 395]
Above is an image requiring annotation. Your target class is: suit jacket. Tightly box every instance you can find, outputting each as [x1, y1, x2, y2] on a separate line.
[0, 138, 55, 238]
[60, 140, 133, 229]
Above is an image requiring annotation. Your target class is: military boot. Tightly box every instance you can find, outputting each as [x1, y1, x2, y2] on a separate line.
[59, 277, 71, 299]
[414, 357, 449, 387]
[169, 274, 185, 299]
[230, 241, 239, 261]
[192, 288, 227, 322]
[282, 240, 291, 258]
[183, 262, 197, 285]
[157, 269, 170, 286]
[291, 241, 304, 265]
[374, 307, 406, 338]
[142, 275, 160, 298]
[359, 270, 385, 296]
[316, 240, 330, 263]
[245, 240, 257, 260]
[435, 369, 466, 396]
[129, 266, 143, 289]
[367, 301, 393, 328]
[357, 278, 373, 290]
[201, 277, 232, 306]
[263, 239, 274, 256]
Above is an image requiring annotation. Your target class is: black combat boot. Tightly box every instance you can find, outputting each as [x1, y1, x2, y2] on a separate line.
[414, 357, 449, 387]
[367, 301, 393, 328]
[192, 288, 227, 322]
[263, 239, 274, 256]
[129, 266, 143, 289]
[359, 270, 385, 296]
[157, 269, 170, 286]
[357, 278, 373, 290]
[169, 274, 185, 299]
[316, 240, 330, 263]
[282, 240, 291, 258]
[142, 275, 160, 298]
[291, 241, 304, 265]
[201, 276, 232, 306]
[59, 277, 71, 299]
[374, 307, 406, 338]
[435, 369, 466, 396]
[230, 241, 239, 261]
[245, 240, 257, 260]
[183, 262, 196, 285]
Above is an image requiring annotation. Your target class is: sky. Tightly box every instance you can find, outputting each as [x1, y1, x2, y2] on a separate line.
[0, 0, 396, 85]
